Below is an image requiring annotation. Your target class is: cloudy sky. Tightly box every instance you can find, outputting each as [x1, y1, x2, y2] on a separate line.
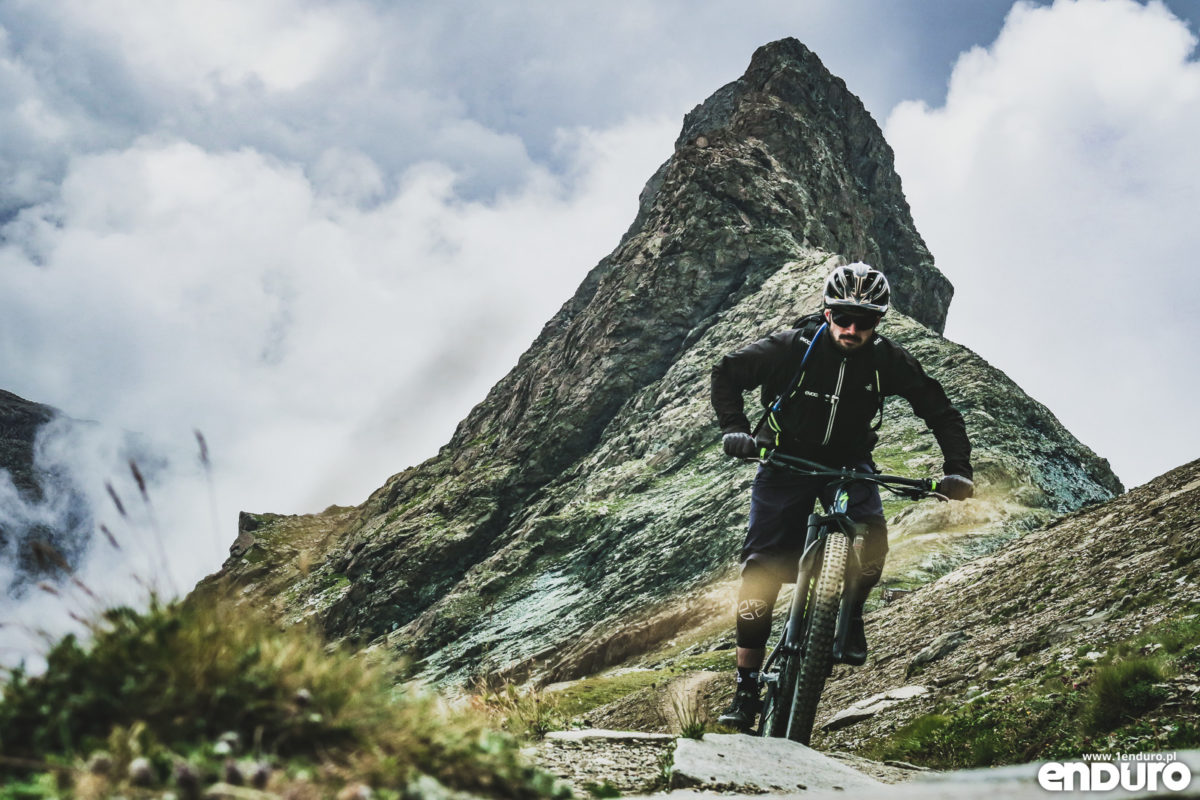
[2, 0, 1199, 646]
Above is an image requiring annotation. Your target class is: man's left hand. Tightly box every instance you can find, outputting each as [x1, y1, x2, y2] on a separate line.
[722, 432, 759, 459]
[938, 474, 974, 500]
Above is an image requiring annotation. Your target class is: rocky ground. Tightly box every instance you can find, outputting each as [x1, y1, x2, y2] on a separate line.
[525, 730, 925, 797]
[812, 456, 1200, 757]
[521, 457, 1200, 777]
[525, 730, 676, 796]
[526, 731, 1200, 799]
[525, 667, 927, 796]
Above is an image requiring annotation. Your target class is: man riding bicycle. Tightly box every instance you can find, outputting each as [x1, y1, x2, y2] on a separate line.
[710, 262, 974, 731]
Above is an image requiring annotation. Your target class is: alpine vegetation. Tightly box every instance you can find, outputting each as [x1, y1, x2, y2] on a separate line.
[0, 590, 565, 799]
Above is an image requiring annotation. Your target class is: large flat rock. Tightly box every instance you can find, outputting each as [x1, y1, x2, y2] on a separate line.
[822, 685, 930, 731]
[669, 733, 880, 793]
[648, 749, 1200, 800]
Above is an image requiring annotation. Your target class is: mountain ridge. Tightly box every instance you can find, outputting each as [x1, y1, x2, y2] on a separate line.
[192, 37, 1121, 689]
[0, 389, 57, 504]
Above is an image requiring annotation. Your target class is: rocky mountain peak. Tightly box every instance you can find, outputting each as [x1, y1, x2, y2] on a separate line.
[432, 38, 949, 503]
[194, 39, 1121, 688]
[668, 36, 950, 330]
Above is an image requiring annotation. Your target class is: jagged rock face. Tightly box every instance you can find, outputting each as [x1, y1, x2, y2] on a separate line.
[407, 37, 948, 505]
[193, 38, 1121, 687]
[668, 37, 950, 331]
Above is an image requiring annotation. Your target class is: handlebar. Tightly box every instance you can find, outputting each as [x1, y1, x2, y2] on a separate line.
[754, 449, 947, 502]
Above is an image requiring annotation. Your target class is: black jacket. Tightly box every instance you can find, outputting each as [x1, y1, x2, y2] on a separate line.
[711, 317, 972, 478]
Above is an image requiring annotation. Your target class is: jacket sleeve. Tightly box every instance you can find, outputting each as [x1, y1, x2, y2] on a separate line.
[710, 332, 794, 435]
[887, 343, 973, 479]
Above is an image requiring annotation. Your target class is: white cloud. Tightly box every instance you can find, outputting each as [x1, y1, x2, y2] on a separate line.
[7, 0, 1200, 665]
[3, 121, 676, 504]
[887, 0, 1200, 488]
[0, 115, 674, 662]
[0, 0, 1034, 216]
[31, 0, 362, 95]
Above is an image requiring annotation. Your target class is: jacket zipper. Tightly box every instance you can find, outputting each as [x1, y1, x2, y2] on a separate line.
[822, 358, 847, 445]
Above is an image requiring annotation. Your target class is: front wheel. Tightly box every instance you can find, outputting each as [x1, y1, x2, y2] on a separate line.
[786, 530, 848, 744]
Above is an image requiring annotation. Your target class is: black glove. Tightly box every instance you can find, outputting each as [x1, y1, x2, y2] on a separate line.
[722, 432, 759, 459]
[938, 474, 974, 501]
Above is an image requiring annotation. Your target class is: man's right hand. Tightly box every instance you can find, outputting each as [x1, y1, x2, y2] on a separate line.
[723, 432, 759, 458]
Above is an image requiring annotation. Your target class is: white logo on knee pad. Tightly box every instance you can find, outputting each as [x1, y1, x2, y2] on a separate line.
[737, 599, 769, 620]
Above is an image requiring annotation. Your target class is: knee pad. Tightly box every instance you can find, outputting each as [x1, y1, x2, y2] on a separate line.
[735, 563, 782, 649]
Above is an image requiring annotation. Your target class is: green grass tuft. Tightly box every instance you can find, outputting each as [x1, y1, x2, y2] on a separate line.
[0, 597, 563, 798]
[670, 691, 709, 740]
[584, 779, 622, 798]
[875, 714, 955, 765]
[475, 682, 567, 740]
[1084, 658, 1169, 733]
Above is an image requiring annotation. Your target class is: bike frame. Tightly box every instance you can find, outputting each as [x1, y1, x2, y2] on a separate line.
[752, 450, 943, 732]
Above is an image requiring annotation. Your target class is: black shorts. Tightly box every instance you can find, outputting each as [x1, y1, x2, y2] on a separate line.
[741, 462, 887, 583]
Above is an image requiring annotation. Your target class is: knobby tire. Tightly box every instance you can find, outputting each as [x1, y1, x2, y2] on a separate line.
[786, 530, 848, 744]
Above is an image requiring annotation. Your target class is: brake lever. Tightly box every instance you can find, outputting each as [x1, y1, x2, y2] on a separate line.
[887, 485, 948, 503]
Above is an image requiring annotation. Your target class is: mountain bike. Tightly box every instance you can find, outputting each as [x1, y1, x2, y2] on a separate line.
[752, 450, 946, 744]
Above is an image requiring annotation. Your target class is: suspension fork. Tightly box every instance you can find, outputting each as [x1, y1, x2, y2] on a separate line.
[781, 509, 867, 662]
[832, 518, 868, 659]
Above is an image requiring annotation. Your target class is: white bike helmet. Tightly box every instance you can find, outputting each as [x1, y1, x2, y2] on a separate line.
[823, 262, 891, 315]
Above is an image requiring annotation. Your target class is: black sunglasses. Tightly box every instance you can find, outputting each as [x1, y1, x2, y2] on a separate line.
[829, 310, 881, 330]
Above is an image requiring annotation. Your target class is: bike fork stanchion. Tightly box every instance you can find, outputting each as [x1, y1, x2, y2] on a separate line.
[832, 529, 866, 663]
[783, 513, 822, 648]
